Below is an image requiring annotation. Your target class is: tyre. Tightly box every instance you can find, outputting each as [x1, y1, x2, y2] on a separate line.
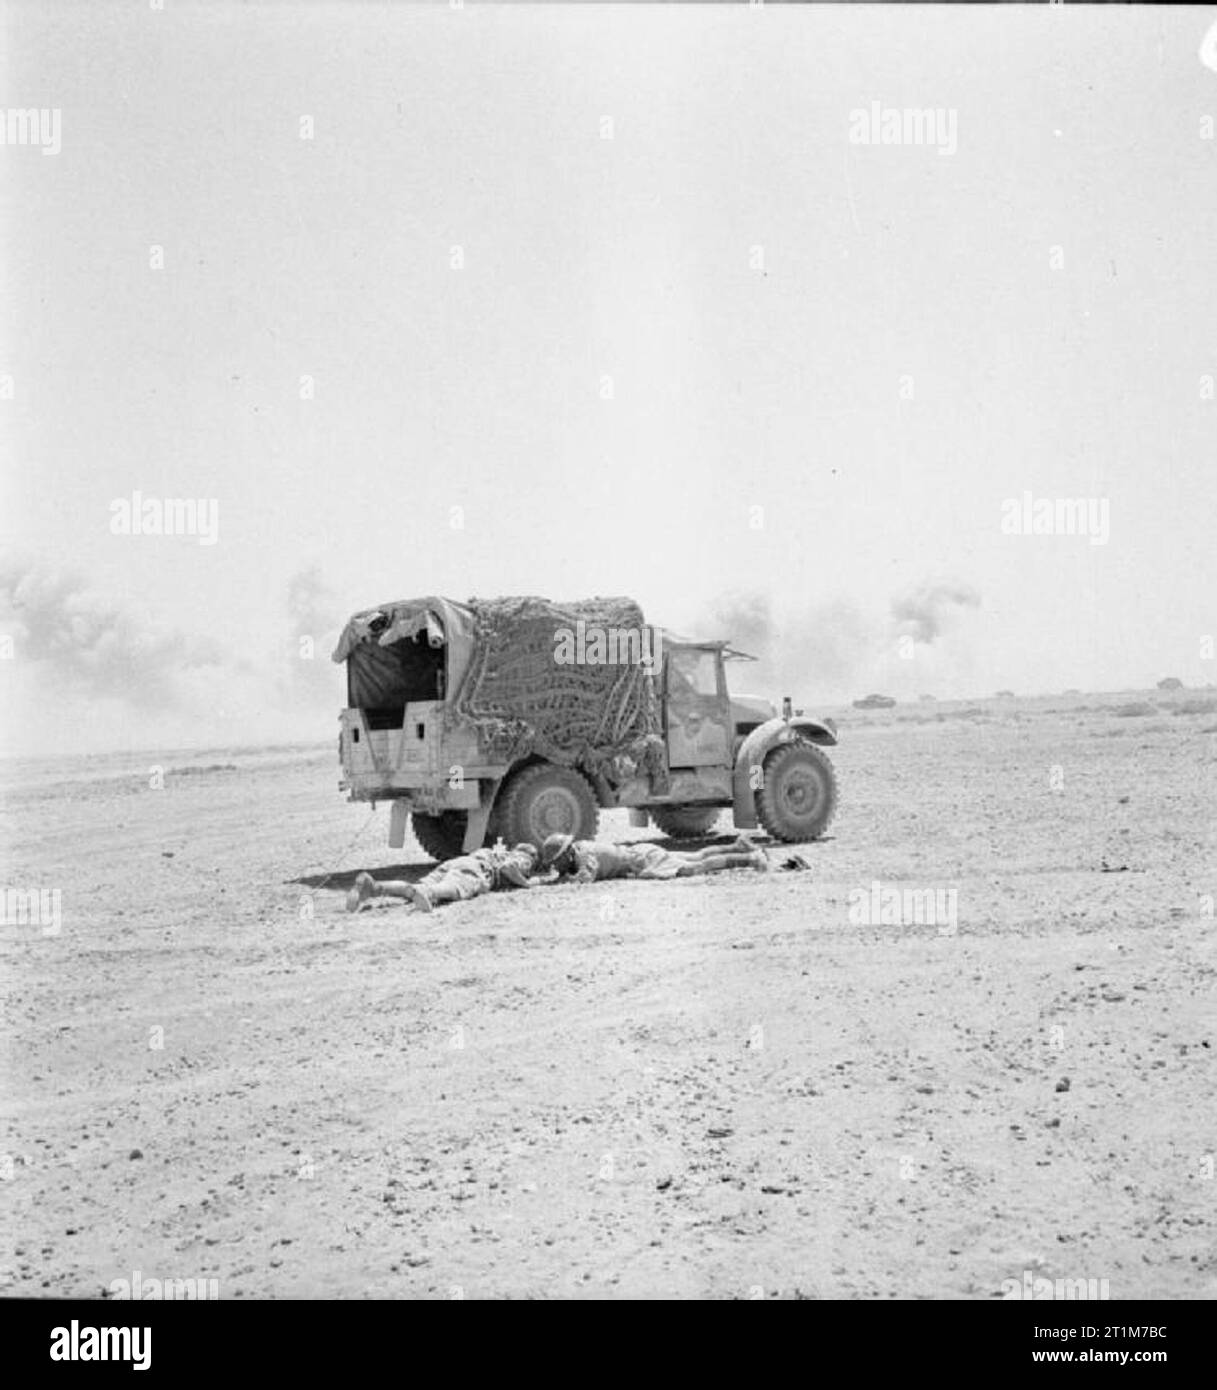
[755, 740, 838, 842]
[411, 810, 468, 862]
[492, 763, 599, 849]
[650, 806, 721, 839]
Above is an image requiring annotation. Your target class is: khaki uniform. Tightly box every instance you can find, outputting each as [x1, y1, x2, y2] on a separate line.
[566, 841, 684, 883]
[421, 845, 536, 900]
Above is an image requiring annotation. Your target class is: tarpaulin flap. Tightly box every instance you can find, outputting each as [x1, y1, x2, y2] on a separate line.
[345, 639, 415, 709]
[332, 596, 479, 705]
[380, 611, 445, 649]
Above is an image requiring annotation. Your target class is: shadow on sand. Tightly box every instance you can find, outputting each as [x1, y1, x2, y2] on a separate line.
[292, 863, 435, 892]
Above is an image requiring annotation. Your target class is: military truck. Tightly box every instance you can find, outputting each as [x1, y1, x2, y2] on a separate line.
[332, 595, 839, 860]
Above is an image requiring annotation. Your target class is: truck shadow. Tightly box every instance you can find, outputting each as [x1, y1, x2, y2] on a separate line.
[292, 863, 435, 891]
[646, 831, 777, 851]
[646, 832, 832, 852]
[647, 833, 740, 852]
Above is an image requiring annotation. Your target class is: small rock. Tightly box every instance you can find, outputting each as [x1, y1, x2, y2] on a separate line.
[128, 1149, 143, 1160]
[1055, 1078, 1071, 1093]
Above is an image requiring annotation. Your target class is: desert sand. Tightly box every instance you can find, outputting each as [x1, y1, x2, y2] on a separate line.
[2, 692, 1214, 1299]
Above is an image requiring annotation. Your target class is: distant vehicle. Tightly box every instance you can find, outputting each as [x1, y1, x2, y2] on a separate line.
[853, 693, 896, 710]
[1157, 677, 1184, 691]
[332, 595, 841, 858]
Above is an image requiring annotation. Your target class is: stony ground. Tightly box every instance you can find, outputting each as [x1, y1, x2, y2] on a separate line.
[2, 693, 1214, 1299]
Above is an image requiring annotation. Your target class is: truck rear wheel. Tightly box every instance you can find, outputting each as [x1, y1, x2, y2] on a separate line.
[755, 741, 838, 842]
[493, 763, 599, 849]
[411, 810, 468, 863]
[650, 806, 720, 839]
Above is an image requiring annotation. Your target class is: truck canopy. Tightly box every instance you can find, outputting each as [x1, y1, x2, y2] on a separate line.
[331, 596, 478, 711]
[333, 594, 665, 784]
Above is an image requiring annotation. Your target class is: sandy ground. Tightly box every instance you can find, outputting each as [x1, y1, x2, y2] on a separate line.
[2, 694, 1215, 1300]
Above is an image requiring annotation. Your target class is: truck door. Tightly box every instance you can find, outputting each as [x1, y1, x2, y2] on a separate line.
[663, 645, 732, 769]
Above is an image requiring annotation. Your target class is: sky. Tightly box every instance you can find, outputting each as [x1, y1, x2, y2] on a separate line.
[2, 2, 1216, 754]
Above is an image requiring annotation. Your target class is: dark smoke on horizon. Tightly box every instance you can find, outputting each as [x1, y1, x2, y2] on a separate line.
[704, 590, 876, 691]
[707, 590, 775, 659]
[890, 581, 981, 645]
[283, 564, 344, 701]
[701, 580, 981, 697]
[0, 561, 222, 707]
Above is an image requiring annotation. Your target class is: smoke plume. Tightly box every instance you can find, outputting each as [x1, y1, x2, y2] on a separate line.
[283, 564, 344, 700]
[702, 589, 876, 695]
[890, 581, 981, 645]
[698, 579, 980, 700]
[707, 590, 776, 658]
[0, 561, 223, 708]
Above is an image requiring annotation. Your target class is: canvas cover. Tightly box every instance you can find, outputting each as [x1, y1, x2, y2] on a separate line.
[455, 595, 664, 782]
[331, 596, 477, 710]
[333, 594, 665, 785]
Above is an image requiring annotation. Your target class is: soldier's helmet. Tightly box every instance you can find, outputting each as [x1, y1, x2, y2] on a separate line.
[539, 833, 575, 868]
[513, 842, 539, 865]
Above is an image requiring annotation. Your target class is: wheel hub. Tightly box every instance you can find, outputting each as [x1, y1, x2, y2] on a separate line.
[781, 768, 823, 818]
[530, 787, 582, 837]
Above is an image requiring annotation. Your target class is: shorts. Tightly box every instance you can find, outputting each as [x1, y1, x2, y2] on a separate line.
[632, 844, 684, 880]
[429, 864, 493, 900]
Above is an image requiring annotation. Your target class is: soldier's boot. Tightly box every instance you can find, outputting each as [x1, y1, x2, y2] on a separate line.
[405, 884, 435, 913]
[346, 871, 379, 913]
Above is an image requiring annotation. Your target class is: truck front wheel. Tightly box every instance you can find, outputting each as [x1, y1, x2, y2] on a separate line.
[755, 741, 838, 842]
[493, 764, 599, 849]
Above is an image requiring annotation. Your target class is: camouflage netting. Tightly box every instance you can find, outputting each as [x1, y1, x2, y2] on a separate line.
[451, 595, 666, 788]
